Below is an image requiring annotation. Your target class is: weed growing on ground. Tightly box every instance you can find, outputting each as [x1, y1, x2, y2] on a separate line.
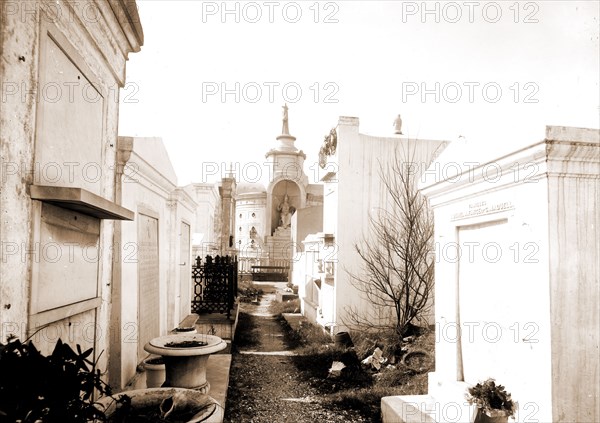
[232, 312, 261, 350]
[268, 298, 300, 315]
[284, 320, 333, 350]
[282, 320, 435, 421]
[237, 280, 264, 303]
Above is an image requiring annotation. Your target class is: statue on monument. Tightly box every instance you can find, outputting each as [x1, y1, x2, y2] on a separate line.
[277, 194, 295, 229]
[393, 114, 403, 135]
[281, 103, 290, 135]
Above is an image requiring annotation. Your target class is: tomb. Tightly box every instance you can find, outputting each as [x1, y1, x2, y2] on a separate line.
[382, 125, 600, 422]
[0, 0, 143, 376]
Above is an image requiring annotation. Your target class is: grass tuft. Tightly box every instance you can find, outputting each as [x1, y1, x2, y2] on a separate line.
[237, 280, 264, 303]
[268, 298, 300, 315]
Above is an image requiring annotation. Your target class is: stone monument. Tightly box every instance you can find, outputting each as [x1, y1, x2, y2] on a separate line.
[381, 125, 600, 423]
[265, 105, 308, 262]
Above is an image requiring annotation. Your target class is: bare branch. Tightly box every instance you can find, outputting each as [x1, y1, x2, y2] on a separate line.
[344, 140, 435, 338]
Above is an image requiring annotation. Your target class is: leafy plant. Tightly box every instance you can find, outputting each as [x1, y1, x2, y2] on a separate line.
[0, 336, 112, 423]
[466, 378, 516, 417]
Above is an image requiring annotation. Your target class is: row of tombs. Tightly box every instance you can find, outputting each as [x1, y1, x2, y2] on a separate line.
[290, 120, 599, 423]
[1, 0, 598, 421]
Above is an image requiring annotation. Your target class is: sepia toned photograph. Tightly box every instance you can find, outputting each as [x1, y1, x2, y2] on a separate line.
[1, 1, 598, 422]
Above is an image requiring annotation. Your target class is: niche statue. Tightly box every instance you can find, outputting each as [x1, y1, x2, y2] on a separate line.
[277, 194, 295, 229]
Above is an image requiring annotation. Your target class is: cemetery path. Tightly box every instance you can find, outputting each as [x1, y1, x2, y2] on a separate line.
[224, 282, 373, 423]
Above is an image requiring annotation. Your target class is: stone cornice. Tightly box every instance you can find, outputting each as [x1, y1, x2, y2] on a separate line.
[170, 187, 198, 213]
[116, 139, 177, 199]
[108, 0, 144, 52]
[421, 126, 599, 208]
[236, 191, 267, 200]
[338, 116, 359, 126]
[546, 141, 600, 177]
[53, 0, 143, 86]
[265, 149, 307, 160]
[128, 150, 176, 198]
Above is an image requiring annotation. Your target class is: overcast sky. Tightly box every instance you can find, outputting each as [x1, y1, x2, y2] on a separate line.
[118, 1, 600, 186]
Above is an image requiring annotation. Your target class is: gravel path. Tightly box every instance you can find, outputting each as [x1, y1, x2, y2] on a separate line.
[224, 283, 373, 423]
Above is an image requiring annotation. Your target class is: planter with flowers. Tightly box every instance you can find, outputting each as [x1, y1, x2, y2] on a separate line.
[466, 378, 516, 423]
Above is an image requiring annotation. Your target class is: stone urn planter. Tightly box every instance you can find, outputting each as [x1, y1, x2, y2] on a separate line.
[96, 387, 222, 422]
[473, 408, 511, 423]
[143, 356, 166, 388]
[144, 334, 227, 393]
[171, 326, 198, 335]
[144, 329, 198, 388]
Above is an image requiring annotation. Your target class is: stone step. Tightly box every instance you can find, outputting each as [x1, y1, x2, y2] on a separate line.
[238, 350, 297, 356]
[382, 391, 476, 423]
[381, 395, 437, 423]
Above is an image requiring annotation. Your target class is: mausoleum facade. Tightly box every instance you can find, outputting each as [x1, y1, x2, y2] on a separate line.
[293, 116, 448, 332]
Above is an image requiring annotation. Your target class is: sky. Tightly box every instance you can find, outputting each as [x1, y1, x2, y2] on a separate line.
[118, 1, 600, 186]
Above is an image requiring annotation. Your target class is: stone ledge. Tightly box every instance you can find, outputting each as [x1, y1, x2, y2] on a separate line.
[196, 303, 240, 343]
[381, 395, 437, 423]
[30, 185, 134, 220]
[382, 378, 476, 423]
[276, 291, 298, 302]
[281, 312, 306, 332]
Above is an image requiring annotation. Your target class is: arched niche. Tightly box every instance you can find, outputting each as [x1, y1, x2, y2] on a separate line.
[269, 180, 302, 235]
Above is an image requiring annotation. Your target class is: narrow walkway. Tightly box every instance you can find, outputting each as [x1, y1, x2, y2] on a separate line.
[224, 282, 371, 423]
[236, 283, 290, 355]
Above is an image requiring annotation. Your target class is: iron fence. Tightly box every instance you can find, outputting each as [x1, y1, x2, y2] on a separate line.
[191, 255, 238, 318]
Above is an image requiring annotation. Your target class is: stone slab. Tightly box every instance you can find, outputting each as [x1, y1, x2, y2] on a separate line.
[205, 354, 232, 412]
[381, 395, 436, 423]
[281, 312, 306, 332]
[196, 303, 239, 341]
[276, 291, 299, 302]
[30, 185, 134, 220]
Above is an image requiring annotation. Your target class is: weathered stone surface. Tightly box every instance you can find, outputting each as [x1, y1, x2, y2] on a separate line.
[0, 0, 142, 377]
[387, 125, 600, 422]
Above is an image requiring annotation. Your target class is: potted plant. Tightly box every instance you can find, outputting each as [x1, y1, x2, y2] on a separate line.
[466, 378, 516, 423]
[0, 336, 112, 422]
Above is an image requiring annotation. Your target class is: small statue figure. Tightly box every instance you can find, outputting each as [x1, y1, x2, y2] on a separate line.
[249, 226, 257, 239]
[281, 103, 290, 135]
[393, 114, 403, 135]
[277, 194, 295, 228]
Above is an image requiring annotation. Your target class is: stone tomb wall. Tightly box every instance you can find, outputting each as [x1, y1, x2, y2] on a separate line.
[431, 183, 553, 421]
[0, 0, 143, 376]
[383, 126, 599, 423]
[111, 137, 197, 389]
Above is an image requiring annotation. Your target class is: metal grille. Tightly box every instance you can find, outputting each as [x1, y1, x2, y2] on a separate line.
[191, 255, 238, 318]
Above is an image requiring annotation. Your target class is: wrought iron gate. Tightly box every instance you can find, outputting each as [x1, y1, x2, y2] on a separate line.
[191, 255, 238, 318]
